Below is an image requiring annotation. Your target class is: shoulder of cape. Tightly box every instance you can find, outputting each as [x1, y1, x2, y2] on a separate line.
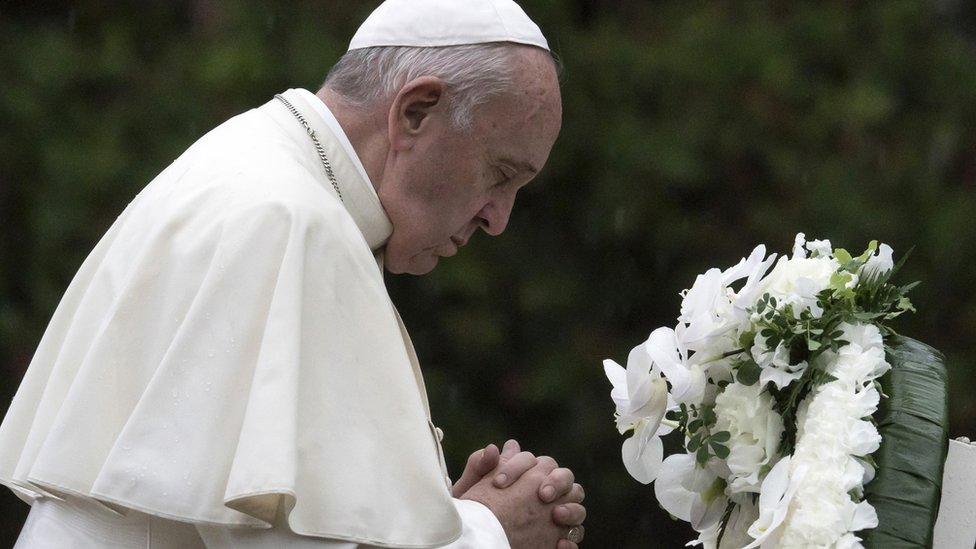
[129, 107, 370, 260]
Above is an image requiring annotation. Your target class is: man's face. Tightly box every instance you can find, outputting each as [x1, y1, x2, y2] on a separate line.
[378, 48, 562, 275]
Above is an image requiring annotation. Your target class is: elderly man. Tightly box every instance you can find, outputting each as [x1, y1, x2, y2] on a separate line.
[0, 0, 585, 548]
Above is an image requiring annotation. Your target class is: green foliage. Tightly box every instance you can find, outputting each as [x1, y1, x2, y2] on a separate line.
[1, 2, 975, 547]
[863, 337, 950, 547]
[671, 403, 732, 466]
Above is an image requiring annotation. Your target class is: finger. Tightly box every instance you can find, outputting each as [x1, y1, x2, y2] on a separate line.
[493, 451, 536, 488]
[539, 468, 575, 502]
[557, 541, 578, 549]
[477, 444, 500, 476]
[552, 503, 586, 526]
[500, 439, 521, 460]
[559, 483, 584, 504]
[452, 448, 491, 497]
[534, 455, 559, 476]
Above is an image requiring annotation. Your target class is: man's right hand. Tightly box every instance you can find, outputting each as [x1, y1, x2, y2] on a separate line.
[459, 457, 586, 549]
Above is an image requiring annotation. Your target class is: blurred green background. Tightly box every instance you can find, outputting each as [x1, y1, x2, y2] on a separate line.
[2, 1, 974, 547]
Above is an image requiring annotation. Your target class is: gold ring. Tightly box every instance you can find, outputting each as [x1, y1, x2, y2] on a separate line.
[567, 525, 585, 543]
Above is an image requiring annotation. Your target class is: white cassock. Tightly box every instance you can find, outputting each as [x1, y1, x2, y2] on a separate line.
[0, 88, 509, 548]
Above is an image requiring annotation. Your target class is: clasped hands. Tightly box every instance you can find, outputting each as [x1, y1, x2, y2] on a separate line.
[453, 440, 586, 549]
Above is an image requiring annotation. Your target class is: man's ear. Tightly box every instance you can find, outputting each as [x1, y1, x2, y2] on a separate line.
[388, 76, 446, 151]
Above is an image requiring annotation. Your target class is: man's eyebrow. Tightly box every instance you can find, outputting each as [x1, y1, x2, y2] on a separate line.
[498, 157, 539, 175]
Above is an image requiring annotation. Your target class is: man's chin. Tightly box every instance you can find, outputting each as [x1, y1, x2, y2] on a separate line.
[385, 253, 439, 276]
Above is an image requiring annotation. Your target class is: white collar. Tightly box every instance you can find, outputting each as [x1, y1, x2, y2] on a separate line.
[294, 88, 377, 196]
[266, 89, 394, 253]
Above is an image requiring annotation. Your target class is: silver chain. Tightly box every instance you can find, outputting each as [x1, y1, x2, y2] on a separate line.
[274, 94, 343, 202]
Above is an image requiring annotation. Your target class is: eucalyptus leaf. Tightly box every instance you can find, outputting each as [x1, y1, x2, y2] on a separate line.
[862, 337, 948, 548]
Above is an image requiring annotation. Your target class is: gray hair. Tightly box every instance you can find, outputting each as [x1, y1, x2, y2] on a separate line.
[323, 43, 526, 130]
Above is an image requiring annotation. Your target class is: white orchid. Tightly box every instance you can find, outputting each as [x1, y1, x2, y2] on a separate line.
[744, 457, 805, 548]
[678, 245, 776, 357]
[860, 243, 894, 279]
[604, 339, 671, 484]
[750, 333, 806, 389]
[655, 453, 729, 533]
[647, 326, 707, 406]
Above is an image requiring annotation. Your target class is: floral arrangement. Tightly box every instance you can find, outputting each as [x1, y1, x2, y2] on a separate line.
[604, 234, 921, 548]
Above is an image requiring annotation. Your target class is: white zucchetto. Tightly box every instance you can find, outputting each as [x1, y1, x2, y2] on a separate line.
[349, 0, 550, 51]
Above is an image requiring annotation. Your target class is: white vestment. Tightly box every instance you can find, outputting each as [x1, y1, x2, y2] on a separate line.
[0, 88, 508, 548]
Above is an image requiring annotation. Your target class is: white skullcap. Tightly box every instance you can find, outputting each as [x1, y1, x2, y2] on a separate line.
[348, 0, 549, 51]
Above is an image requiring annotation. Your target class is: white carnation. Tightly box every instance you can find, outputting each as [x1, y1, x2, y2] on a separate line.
[773, 324, 886, 547]
[758, 253, 837, 318]
[713, 383, 783, 494]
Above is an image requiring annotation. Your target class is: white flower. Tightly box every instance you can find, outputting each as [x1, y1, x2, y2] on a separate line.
[713, 383, 784, 494]
[655, 453, 729, 532]
[776, 329, 885, 546]
[806, 238, 833, 258]
[604, 338, 670, 484]
[750, 333, 806, 389]
[861, 243, 894, 279]
[792, 233, 807, 258]
[679, 268, 735, 353]
[678, 246, 776, 357]
[837, 322, 883, 352]
[744, 456, 806, 548]
[758, 253, 837, 318]
[720, 498, 760, 549]
[724, 245, 778, 317]
[647, 327, 707, 405]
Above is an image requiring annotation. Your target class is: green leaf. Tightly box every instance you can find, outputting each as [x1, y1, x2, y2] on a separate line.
[711, 442, 730, 459]
[736, 359, 761, 386]
[710, 430, 731, 443]
[862, 337, 949, 548]
[696, 445, 709, 466]
[833, 248, 853, 264]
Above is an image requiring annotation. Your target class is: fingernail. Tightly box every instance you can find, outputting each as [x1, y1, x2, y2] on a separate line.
[494, 473, 507, 485]
[557, 505, 568, 516]
[542, 486, 555, 501]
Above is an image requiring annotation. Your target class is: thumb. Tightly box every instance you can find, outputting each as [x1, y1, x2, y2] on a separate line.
[476, 444, 501, 476]
[452, 444, 500, 497]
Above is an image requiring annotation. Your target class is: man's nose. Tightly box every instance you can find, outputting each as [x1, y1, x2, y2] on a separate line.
[477, 194, 515, 236]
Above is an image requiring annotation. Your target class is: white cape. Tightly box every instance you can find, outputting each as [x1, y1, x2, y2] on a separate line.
[0, 89, 463, 548]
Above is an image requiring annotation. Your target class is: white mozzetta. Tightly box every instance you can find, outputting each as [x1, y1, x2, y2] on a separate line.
[0, 89, 465, 548]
